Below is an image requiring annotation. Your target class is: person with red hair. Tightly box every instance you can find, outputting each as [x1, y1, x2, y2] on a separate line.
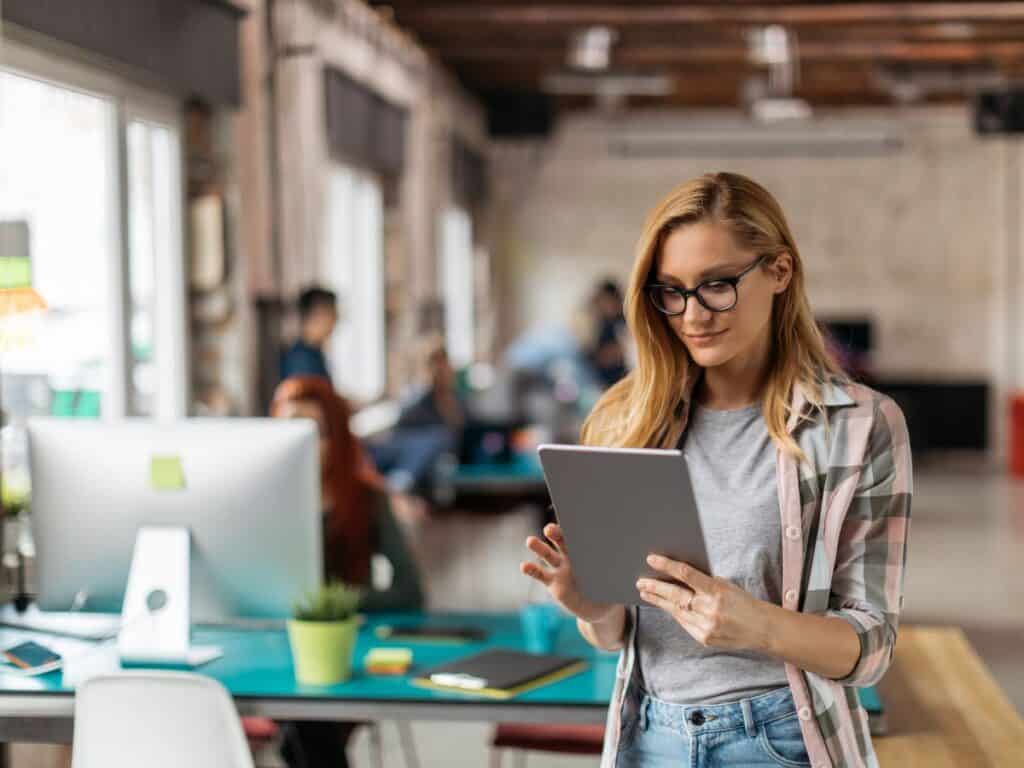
[271, 375, 425, 768]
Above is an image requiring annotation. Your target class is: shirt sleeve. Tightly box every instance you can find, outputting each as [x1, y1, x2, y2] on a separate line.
[825, 396, 912, 687]
[280, 345, 331, 382]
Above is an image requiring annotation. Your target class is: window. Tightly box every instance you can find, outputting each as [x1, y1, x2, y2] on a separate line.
[0, 43, 186, 428]
[322, 163, 385, 402]
[439, 206, 474, 368]
[126, 118, 186, 418]
[0, 67, 119, 421]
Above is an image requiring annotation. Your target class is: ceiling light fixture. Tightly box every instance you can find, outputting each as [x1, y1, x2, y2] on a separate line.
[568, 26, 618, 72]
[744, 25, 810, 122]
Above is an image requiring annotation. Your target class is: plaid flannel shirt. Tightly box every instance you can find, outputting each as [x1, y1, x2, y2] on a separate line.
[599, 379, 912, 768]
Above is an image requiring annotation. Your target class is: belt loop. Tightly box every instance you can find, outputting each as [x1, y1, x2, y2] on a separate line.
[741, 699, 756, 739]
[639, 698, 649, 732]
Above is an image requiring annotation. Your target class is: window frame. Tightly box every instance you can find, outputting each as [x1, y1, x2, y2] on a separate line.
[1, 37, 188, 420]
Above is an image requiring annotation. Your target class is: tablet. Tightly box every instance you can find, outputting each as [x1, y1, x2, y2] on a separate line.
[537, 444, 710, 606]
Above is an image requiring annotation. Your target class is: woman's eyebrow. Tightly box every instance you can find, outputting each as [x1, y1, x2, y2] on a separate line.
[655, 263, 741, 285]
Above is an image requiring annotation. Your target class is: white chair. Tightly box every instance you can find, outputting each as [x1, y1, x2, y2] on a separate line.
[71, 671, 254, 768]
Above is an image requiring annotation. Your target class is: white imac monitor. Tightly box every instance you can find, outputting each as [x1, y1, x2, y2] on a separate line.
[27, 418, 322, 663]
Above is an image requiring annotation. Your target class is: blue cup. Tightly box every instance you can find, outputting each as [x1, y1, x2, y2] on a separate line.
[520, 602, 563, 654]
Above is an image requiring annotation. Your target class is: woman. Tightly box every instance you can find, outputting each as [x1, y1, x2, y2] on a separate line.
[271, 376, 425, 768]
[521, 172, 911, 768]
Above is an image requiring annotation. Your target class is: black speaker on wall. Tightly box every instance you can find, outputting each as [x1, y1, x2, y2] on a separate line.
[483, 90, 555, 138]
[975, 89, 1024, 134]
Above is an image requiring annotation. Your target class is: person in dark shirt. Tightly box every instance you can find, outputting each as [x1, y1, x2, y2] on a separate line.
[280, 286, 338, 384]
[588, 278, 629, 389]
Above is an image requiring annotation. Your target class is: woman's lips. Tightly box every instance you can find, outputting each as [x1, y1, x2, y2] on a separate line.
[686, 329, 726, 346]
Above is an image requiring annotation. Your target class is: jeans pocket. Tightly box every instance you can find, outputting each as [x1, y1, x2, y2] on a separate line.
[758, 713, 812, 767]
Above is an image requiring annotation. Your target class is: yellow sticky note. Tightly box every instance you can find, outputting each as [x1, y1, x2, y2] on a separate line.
[365, 647, 413, 676]
[367, 648, 413, 665]
[150, 456, 185, 491]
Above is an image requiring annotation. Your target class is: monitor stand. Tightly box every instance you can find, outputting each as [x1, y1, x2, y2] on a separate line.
[117, 526, 222, 667]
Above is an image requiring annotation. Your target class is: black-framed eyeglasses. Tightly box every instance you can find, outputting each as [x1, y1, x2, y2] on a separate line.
[645, 255, 766, 316]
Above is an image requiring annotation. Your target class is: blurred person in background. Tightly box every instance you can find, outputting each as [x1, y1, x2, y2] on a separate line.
[366, 333, 466, 495]
[271, 375, 425, 768]
[587, 278, 630, 389]
[280, 286, 339, 385]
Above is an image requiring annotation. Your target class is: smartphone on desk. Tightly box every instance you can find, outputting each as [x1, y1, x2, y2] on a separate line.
[3, 640, 62, 670]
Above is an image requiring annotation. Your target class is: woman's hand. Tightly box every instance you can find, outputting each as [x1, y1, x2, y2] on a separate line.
[637, 554, 771, 654]
[521, 523, 618, 625]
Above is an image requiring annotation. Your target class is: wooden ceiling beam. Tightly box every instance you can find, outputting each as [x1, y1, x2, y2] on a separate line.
[412, 22, 1024, 47]
[392, 3, 1024, 27]
[451, 63, 880, 90]
[442, 40, 1024, 63]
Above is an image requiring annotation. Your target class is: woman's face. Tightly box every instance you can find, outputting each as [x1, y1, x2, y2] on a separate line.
[275, 399, 329, 469]
[654, 220, 790, 371]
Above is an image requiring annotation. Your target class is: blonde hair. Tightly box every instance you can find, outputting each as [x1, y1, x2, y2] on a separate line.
[580, 172, 845, 462]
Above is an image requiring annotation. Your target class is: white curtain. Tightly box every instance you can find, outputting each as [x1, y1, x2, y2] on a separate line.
[439, 206, 474, 368]
[322, 163, 385, 401]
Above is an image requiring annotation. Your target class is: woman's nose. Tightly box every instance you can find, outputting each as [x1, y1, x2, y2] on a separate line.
[683, 295, 713, 324]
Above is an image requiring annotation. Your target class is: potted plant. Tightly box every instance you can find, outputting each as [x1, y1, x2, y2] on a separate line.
[287, 582, 363, 686]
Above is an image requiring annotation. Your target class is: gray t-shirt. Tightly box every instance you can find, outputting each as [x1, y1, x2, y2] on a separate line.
[636, 401, 789, 704]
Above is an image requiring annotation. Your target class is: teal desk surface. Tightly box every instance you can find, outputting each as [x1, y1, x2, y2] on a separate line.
[203, 612, 617, 707]
[0, 610, 883, 742]
[453, 453, 544, 483]
[0, 612, 617, 740]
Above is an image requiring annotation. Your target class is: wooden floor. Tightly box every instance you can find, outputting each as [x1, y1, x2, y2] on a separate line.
[877, 626, 1024, 767]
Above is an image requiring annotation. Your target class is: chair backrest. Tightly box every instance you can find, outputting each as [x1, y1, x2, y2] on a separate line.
[71, 671, 254, 768]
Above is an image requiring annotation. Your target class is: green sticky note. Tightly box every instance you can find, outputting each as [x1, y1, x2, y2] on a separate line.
[0, 257, 31, 290]
[150, 456, 185, 491]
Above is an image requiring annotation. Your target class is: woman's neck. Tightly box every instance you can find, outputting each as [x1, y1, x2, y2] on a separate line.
[695, 331, 772, 411]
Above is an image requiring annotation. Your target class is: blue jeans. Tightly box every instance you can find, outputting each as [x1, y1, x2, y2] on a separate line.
[615, 687, 811, 768]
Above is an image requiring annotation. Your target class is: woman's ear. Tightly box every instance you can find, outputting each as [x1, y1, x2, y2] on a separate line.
[769, 251, 794, 294]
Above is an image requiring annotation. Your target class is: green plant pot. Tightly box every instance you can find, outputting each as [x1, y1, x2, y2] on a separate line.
[287, 617, 358, 686]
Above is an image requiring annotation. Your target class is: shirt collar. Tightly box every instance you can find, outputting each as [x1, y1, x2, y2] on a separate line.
[787, 378, 855, 432]
[675, 370, 854, 431]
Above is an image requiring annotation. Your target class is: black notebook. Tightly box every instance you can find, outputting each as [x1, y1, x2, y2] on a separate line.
[412, 649, 587, 699]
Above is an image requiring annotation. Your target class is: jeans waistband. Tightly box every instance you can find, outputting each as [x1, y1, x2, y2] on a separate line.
[639, 686, 798, 736]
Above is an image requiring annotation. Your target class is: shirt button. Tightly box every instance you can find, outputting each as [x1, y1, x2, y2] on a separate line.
[798, 706, 813, 721]
[785, 525, 800, 541]
[785, 589, 798, 605]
